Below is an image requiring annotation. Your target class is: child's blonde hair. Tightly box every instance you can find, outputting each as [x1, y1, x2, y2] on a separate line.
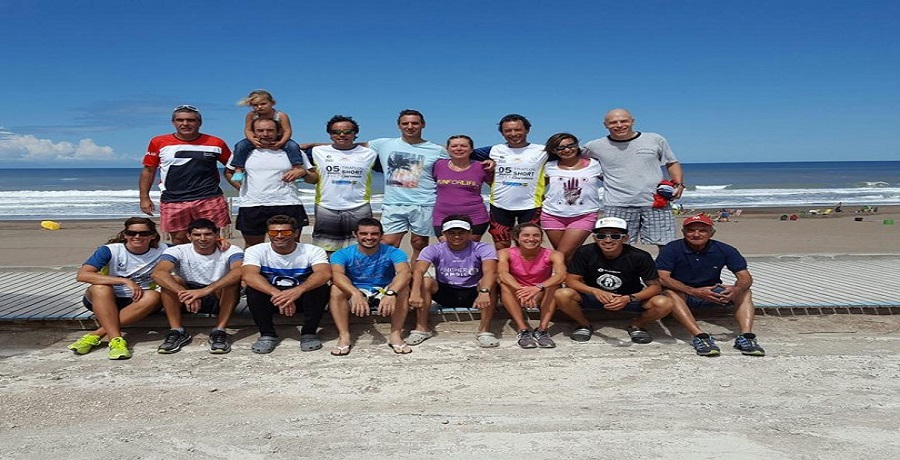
[238, 89, 275, 106]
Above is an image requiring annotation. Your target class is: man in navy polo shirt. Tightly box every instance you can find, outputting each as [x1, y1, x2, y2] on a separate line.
[656, 214, 766, 357]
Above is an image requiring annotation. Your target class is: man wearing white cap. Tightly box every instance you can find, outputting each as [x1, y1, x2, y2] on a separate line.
[554, 217, 673, 343]
[656, 214, 765, 357]
[409, 215, 500, 347]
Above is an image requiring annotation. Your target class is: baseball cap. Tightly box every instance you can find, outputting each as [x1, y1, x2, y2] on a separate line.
[442, 219, 472, 232]
[682, 214, 714, 227]
[594, 217, 628, 232]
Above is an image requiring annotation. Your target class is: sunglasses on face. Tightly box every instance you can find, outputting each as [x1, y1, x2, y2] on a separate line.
[329, 129, 355, 135]
[593, 233, 626, 240]
[123, 230, 153, 237]
[267, 229, 295, 237]
[554, 143, 579, 152]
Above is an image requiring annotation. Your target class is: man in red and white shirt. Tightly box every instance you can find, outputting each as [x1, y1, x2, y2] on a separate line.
[139, 105, 232, 244]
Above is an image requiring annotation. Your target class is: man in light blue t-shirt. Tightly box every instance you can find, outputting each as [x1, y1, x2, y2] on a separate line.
[368, 109, 448, 262]
[329, 218, 412, 355]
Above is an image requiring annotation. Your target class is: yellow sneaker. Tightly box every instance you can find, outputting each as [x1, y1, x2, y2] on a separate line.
[108, 337, 132, 360]
[67, 334, 101, 355]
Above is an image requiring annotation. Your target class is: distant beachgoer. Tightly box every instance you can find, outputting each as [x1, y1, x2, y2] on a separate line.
[718, 209, 730, 222]
[140, 105, 232, 245]
[67, 217, 168, 360]
[656, 214, 766, 357]
[540, 133, 603, 262]
[302, 115, 378, 253]
[225, 118, 309, 247]
[835, 202, 843, 212]
[432, 134, 492, 240]
[230, 90, 304, 183]
[471, 114, 547, 250]
[582, 108, 684, 247]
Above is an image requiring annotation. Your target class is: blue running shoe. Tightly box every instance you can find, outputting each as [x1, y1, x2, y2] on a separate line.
[734, 333, 766, 356]
[691, 333, 721, 357]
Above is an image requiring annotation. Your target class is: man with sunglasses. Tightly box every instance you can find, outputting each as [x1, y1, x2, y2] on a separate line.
[140, 105, 232, 245]
[582, 108, 684, 247]
[554, 217, 674, 343]
[656, 215, 766, 357]
[152, 218, 243, 354]
[241, 215, 332, 354]
[300, 115, 378, 253]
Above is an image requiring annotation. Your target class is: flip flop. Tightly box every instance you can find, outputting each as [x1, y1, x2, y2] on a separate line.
[251, 336, 279, 354]
[404, 330, 433, 346]
[299, 334, 323, 352]
[476, 332, 500, 348]
[388, 343, 412, 354]
[330, 344, 352, 356]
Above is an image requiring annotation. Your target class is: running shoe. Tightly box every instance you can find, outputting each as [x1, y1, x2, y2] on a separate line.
[68, 334, 101, 355]
[628, 326, 653, 344]
[208, 330, 232, 354]
[533, 329, 556, 348]
[733, 333, 766, 356]
[157, 329, 192, 354]
[108, 337, 131, 360]
[517, 329, 538, 349]
[691, 333, 721, 357]
[571, 326, 592, 342]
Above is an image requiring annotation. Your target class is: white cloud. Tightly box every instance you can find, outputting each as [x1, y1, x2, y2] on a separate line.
[0, 127, 116, 162]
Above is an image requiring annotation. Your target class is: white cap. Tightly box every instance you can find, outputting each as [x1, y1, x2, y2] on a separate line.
[441, 220, 472, 232]
[594, 217, 628, 231]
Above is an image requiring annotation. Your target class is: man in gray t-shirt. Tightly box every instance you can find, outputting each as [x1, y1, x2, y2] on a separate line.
[582, 108, 685, 246]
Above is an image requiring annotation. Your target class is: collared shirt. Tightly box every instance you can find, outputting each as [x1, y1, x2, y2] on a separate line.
[656, 239, 747, 287]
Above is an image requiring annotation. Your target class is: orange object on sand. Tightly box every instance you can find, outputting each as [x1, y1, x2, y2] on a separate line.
[40, 220, 61, 230]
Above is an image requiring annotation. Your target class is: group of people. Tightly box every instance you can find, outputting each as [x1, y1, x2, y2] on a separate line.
[67, 94, 766, 359]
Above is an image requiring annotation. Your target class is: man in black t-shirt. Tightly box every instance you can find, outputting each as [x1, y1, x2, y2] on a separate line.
[554, 217, 674, 343]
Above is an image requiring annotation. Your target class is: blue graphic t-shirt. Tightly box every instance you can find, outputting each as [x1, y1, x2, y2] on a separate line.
[330, 243, 408, 291]
[368, 137, 447, 205]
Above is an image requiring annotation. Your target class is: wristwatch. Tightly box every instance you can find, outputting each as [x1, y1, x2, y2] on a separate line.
[384, 290, 397, 297]
[478, 287, 490, 294]
[629, 294, 638, 303]
[536, 284, 545, 292]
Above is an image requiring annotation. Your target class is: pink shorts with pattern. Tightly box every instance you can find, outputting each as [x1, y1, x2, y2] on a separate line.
[159, 195, 231, 233]
[540, 212, 598, 231]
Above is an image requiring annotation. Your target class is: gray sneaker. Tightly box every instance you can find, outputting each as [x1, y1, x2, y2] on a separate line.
[516, 329, 538, 349]
[533, 329, 556, 348]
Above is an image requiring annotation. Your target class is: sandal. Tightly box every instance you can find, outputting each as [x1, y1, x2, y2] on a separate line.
[330, 344, 352, 356]
[299, 334, 323, 352]
[251, 336, 279, 354]
[476, 332, 500, 348]
[388, 343, 412, 354]
[571, 327, 592, 342]
[404, 330, 433, 346]
[628, 326, 653, 344]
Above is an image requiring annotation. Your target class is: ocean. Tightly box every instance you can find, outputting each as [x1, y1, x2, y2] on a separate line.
[1, 161, 898, 220]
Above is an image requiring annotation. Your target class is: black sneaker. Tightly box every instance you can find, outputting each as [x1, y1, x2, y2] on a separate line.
[691, 333, 721, 357]
[157, 329, 192, 354]
[516, 329, 538, 349]
[628, 326, 653, 344]
[208, 330, 231, 354]
[533, 329, 556, 348]
[733, 333, 766, 356]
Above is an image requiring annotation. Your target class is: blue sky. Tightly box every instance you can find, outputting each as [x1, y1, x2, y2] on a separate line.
[1, 0, 898, 167]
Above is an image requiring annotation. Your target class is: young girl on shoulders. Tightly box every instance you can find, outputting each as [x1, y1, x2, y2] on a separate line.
[231, 89, 304, 182]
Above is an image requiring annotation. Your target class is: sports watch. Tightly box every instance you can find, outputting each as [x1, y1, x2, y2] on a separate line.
[384, 290, 397, 297]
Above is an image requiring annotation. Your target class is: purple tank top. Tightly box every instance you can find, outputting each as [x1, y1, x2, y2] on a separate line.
[432, 159, 490, 226]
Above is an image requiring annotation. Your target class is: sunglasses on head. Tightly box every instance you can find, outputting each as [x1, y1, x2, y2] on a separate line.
[593, 232, 626, 240]
[329, 129, 355, 135]
[267, 229, 295, 237]
[173, 104, 199, 112]
[123, 230, 153, 237]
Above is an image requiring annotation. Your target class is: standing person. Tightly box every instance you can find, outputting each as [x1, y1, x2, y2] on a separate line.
[432, 134, 492, 240]
[554, 217, 674, 344]
[224, 118, 309, 247]
[409, 215, 500, 348]
[152, 218, 243, 355]
[241, 215, 332, 354]
[368, 109, 448, 262]
[140, 104, 232, 245]
[497, 223, 567, 349]
[541, 133, 604, 262]
[329, 218, 412, 355]
[656, 215, 766, 357]
[67, 217, 167, 360]
[582, 108, 684, 246]
[471, 114, 547, 250]
[230, 89, 305, 183]
[302, 115, 378, 253]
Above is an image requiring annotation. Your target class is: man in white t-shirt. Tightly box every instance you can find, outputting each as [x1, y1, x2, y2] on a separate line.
[368, 109, 448, 262]
[301, 115, 378, 253]
[152, 218, 244, 354]
[472, 114, 547, 250]
[224, 118, 310, 247]
[241, 214, 332, 354]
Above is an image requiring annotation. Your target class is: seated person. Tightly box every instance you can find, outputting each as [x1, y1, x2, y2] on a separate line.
[241, 215, 332, 354]
[152, 218, 243, 354]
[497, 223, 566, 349]
[67, 217, 167, 360]
[329, 218, 413, 355]
[554, 217, 674, 344]
[656, 214, 766, 357]
[409, 215, 500, 348]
